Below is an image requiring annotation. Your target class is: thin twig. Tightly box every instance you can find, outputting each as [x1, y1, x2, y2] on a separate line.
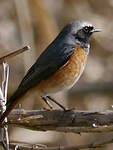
[0, 46, 30, 63]
[2, 62, 9, 150]
[2, 62, 9, 105]
[4, 126, 9, 149]
[0, 62, 10, 150]
[0, 128, 7, 150]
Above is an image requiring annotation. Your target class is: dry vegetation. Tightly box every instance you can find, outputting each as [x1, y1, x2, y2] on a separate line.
[0, 0, 113, 150]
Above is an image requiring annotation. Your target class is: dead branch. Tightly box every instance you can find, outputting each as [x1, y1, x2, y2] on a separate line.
[2, 109, 113, 133]
[0, 46, 30, 63]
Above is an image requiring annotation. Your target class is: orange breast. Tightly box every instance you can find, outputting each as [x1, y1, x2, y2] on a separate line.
[37, 46, 87, 95]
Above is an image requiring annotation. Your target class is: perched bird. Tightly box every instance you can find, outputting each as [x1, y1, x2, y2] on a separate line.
[0, 20, 101, 122]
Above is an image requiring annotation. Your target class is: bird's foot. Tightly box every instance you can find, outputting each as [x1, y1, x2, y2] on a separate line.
[46, 96, 66, 111]
[63, 107, 76, 112]
[42, 107, 51, 111]
[41, 96, 53, 109]
[41, 96, 76, 112]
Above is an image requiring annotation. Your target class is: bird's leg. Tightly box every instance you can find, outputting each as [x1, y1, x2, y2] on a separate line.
[47, 96, 66, 111]
[41, 96, 53, 109]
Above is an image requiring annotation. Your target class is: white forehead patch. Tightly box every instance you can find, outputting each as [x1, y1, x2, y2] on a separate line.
[81, 21, 93, 28]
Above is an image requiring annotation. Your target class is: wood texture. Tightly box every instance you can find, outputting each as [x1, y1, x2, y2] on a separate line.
[3, 109, 113, 133]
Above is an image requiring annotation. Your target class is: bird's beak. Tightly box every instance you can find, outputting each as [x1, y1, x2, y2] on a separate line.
[91, 28, 102, 33]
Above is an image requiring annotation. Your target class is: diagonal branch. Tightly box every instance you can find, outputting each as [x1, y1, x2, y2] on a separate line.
[0, 46, 30, 63]
[2, 109, 113, 133]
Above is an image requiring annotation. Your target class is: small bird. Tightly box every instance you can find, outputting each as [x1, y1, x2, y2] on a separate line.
[0, 20, 101, 122]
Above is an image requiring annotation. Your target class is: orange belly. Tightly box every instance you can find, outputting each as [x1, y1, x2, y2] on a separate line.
[37, 46, 87, 95]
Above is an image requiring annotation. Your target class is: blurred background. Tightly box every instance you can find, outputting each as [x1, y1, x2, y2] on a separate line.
[0, 0, 113, 149]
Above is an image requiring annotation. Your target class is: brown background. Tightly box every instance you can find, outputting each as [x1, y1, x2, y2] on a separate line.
[0, 0, 113, 149]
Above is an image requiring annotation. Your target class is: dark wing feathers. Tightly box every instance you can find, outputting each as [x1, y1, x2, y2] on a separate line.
[18, 44, 75, 90]
[7, 44, 76, 106]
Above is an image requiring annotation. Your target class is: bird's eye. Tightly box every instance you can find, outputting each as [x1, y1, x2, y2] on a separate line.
[83, 26, 89, 33]
[83, 26, 93, 33]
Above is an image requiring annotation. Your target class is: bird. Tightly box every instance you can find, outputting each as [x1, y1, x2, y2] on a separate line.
[0, 20, 101, 123]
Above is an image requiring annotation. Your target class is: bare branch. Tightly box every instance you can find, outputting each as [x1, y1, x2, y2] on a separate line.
[3, 109, 113, 133]
[0, 46, 30, 63]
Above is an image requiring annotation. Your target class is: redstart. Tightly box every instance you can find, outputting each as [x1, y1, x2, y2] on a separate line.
[0, 20, 101, 122]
